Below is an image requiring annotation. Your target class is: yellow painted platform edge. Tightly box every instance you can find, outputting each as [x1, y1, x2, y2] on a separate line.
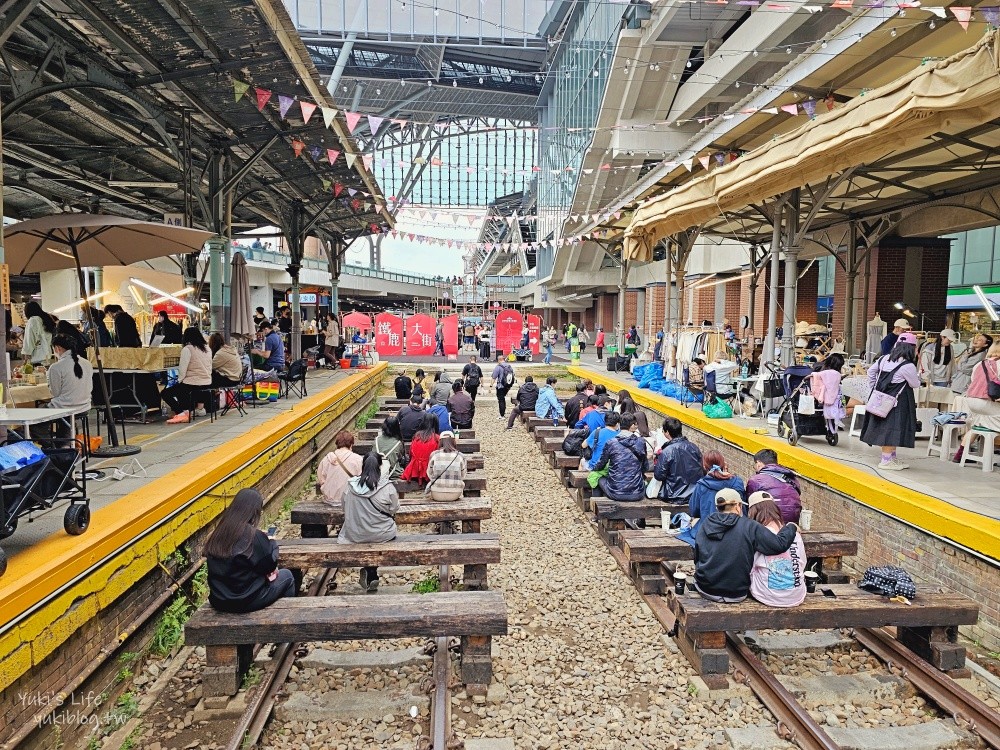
[570, 365, 1000, 560]
[0, 364, 386, 677]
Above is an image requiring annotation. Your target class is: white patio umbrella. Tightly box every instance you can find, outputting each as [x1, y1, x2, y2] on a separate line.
[228, 251, 254, 339]
[5, 214, 214, 455]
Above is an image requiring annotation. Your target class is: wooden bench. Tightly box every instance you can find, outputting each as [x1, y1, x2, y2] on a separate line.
[291, 498, 492, 537]
[358, 428, 477, 441]
[392, 472, 486, 498]
[551, 451, 581, 471]
[278, 532, 499, 591]
[379, 398, 409, 408]
[565, 469, 655, 510]
[519, 410, 536, 424]
[593, 500, 686, 546]
[666, 583, 979, 688]
[618, 529, 858, 594]
[526, 416, 563, 432]
[354, 438, 481, 456]
[534, 426, 567, 443]
[539, 437, 563, 456]
[185, 591, 508, 696]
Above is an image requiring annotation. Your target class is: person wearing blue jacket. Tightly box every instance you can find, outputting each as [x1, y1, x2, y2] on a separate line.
[583, 411, 620, 469]
[534, 376, 562, 421]
[678, 450, 746, 546]
[575, 395, 610, 431]
[429, 402, 452, 433]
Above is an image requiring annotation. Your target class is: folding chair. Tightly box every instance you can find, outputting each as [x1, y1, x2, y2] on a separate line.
[681, 367, 705, 409]
[279, 358, 308, 399]
[218, 365, 249, 418]
[705, 369, 739, 409]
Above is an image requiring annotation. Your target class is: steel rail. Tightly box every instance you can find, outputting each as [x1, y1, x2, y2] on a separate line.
[726, 633, 842, 750]
[854, 627, 1000, 750]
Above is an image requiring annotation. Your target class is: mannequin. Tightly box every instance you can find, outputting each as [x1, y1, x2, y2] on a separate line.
[866, 313, 886, 361]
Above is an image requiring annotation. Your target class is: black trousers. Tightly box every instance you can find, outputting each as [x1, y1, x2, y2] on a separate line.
[506, 404, 525, 429]
[496, 387, 511, 416]
[162, 382, 208, 415]
[466, 382, 479, 401]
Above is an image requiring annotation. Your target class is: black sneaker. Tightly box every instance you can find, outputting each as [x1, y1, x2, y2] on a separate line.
[366, 576, 380, 593]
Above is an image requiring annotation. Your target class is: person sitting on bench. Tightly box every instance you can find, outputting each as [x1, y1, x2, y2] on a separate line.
[318, 430, 363, 505]
[746, 448, 802, 523]
[375, 417, 406, 482]
[534, 376, 562, 422]
[205, 488, 296, 613]
[394, 369, 413, 399]
[447, 380, 475, 431]
[162, 327, 213, 424]
[401, 413, 440, 485]
[678, 451, 745, 546]
[397, 394, 427, 441]
[693, 488, 798, 603]
[505, 375, 539, 430]
[592, 413, 648, 502]
[429, 371, 453, 406]
[576, 394, 610, 430]
[426, 431, 467, 501]
[747, 493, 807, 607]
[582, 411, 620, 471]
[340, 452, 400, 592]
[652, 417, 704, 504]
[563, 380, 593, 428]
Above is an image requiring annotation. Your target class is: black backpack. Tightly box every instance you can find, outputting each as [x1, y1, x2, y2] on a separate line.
[502, 365, 514, 387]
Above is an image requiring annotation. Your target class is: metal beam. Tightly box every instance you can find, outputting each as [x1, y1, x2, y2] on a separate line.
[0, 0, 41, 46]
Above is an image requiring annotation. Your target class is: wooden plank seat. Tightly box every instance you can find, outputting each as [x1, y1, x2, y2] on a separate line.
[394, 472, 486, 497]
[291, 498, 493, 537]
[527, 416, 563, 432]
[618, 529, 858, 595]
[551, 451, 581, 470]
[539, 437, 563, 455]
[592, 500, 686, 546]
[185, 590, 508, 697]
[358, 428, 477, 441]
[666, 583, 979, 688]
[534, 426, 567, 443]
[354, 438, 481, 456]
[519, 410, 536, 425]
[379, 398, 409, 407]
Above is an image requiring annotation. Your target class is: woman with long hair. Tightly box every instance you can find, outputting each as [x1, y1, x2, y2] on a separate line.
[375, 416, 406, 481]
[952, 342, 1000, 463]
[860, 332, 921, 470]
[21, 300, 55, 364]
[747, 497, 807, 607]
[31, 333, 93, 444]
[340, 452, 399, 591]
[400, 412, 440, 484]
[54, 319, 88, 356]
[677, 450, 745, 546]
[920, 329, 957, 388]
[951, 333, 993, 394]
[162, 327, 213, 423]
[208, 331, 243, 387]
[205, 488, 296, 612]
[317, 430, 363, 504]
[323, 312, 341, 368]
[616, 393, 650, 436]
[426, 431, 467, 501]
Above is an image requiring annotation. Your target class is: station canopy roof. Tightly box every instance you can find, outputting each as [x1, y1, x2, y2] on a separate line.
[617, 23, 1000, 261]
[1, 0, 391, 241]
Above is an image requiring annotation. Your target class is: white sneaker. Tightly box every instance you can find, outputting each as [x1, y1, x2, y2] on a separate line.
[878, 458, 908, 471]
[194, 408, 207, 417]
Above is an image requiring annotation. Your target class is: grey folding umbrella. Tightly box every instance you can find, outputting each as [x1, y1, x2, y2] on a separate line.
[5, 214, 213, 455]
[228, 251, 254, 339]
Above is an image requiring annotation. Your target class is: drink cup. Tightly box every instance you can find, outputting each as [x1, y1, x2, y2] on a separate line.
[804, 570, 819, 593]
[799, 509, 813, 531]
[661, 509, 671, 530]
[674, 572, 687, 595]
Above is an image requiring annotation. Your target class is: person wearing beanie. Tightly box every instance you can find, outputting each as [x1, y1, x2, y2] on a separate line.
[692, 487, 798, 603]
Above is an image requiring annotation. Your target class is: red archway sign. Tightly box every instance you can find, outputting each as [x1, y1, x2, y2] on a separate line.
[406, 313, 436, 356]
[495, 309, 523, 355]
[374, 312, 403, 356]
[527, 314, 542, 356]
[441, 314, 460, 357]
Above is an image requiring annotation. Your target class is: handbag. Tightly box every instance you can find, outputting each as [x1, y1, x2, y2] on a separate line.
[865, 359, 899, 418]
[645, 477, 663, 499]
[797, 395, 816, 415]
[981, 361, 1000, 401]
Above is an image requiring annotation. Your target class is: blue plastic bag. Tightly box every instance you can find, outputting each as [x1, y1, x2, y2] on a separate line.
[0, 442, 45, 471]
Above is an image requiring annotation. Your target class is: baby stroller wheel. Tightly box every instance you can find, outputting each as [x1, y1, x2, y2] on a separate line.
[64, 503, 90, 536]
[787, 430, 798, 446]
[826, 432, 839, 446]
[0, 546, 6, 576]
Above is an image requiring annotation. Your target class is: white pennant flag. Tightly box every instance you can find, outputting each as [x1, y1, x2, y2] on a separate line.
[321, 107, 337, 129]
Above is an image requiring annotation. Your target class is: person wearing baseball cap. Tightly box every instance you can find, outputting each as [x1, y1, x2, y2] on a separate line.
[861, 330, 921, 470]
[692, 487, 798, 603]
[880, 318, 912, 356]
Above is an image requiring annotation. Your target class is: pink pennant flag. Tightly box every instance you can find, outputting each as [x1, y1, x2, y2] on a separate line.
[698, 155, 711, 170]
[299, 101, 317, 124]
[950, 6, 971, 29]
[326, 149, 340, 164]
[321, 107, 337, 128]
[278, 95, 295, 119]
[367, 115, 385, 134]
[600, 163, 611, 170]
[780, 103, 799, 115]
[362, 154, 374, 171]
[831, 0, 853, 7]
[255, 88, 272, 111]
[344, 111, 363, 133]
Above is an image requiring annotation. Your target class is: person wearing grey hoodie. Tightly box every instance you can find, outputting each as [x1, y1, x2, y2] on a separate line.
[339, 453, 400, 592]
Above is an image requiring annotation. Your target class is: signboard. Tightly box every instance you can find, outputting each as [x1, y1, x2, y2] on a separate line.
[153, 300, 188, 316]
[494, 309, 523, 355]
[163, 213, 185, 227]
[441, 314, 460, 357]
[405, 313, 436, 356]
[374, 312, 403, 356]
[297, 293, 318, 305]
[527, 314, 542, 356]
[0, 264, 9, 305]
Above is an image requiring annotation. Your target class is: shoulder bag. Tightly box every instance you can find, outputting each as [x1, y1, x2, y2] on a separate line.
[866, 359, 900, 418]
[581, 427, 601, 461]
[982, 361, 1000, 401]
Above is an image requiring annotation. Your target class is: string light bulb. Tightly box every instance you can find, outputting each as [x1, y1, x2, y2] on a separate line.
[929, 19, 936, 28]
[890, 28, 897, 36]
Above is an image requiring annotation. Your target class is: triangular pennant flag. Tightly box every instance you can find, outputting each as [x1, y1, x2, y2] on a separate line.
[713, 153, 725, 166]
[362, 154, 374, 172]
[802, 99, 817, 118]
[278, 95, 295, 119]
[308, 146, 322, 162]
[299, 100, 317, 124]
[831, 0, 852, 8]
[322, 107, 337, 128]
[950, 6, 971, 29]
[762, 106, 779, 114]
[698, 155, 710, 170]
[683, 159, 694, 172]
[802, 4, 822, 11]
[345, 153, 358, 169]
[348, 188, 357, 197]
[334, 183, 344, 197]
[321, 179, 331, 192]
[600, 163, 611, 171]
[291, 139, 305, 158]
[255, 88, 272, 111]
[367, 115, 385, 134]
[780, 103, 798, 115]
[345, 111, 363, 133]
[233, 80, 250, 103]
[982, 6, 1000, 25]
[327, 149, 340, 164]
[825, 94, 836, 112]
[926, 5, 946, 15]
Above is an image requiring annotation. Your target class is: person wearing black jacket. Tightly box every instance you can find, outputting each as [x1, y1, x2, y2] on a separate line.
[461, 356, 483, 401]
[593, 413, 648, 501]
[104, 305, 141, 347]
[563, 380, 593, 428]
[693, 488, 797, 602]
[205, 488, 296, 613]
[397, 395, 427, 441]
[652, 417, 704, 502]
[394, 370, 413, 399]
[505, 375, 540, 429]
[150, 311, 183, 344]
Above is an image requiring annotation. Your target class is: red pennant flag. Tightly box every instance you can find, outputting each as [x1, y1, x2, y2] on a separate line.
[255, 88, 271, 111]
[291, 139, 305, 158]
[334, 183, 344, 197]
[299, 101, 317, 124]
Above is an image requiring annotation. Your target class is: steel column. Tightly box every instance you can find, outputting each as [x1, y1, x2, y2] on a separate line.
[781, 193, 801, 367]
[763, 209, 783, 369]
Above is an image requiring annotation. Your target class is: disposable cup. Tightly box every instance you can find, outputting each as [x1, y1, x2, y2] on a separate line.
[674, 572, 687, 595]
[661, 510, 671, 530]
[799, 509, 813, 531]
[804, 570, 819, 593]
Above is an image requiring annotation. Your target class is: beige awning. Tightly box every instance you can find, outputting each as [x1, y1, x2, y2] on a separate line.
[623, 31, 1000, 261]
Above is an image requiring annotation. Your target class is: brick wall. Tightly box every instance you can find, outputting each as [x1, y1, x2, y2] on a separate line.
[624, 290, 641, 332]
[646, 283, 666, 340]
[796, 261, 820, 323]
[690, 282, 716, 326]
[723, 279, 742, 327]
[871, 238, 951, 335]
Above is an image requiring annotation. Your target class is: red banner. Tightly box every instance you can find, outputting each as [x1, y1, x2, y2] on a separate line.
[374, 312, 403, 356]
[405, 313, 436, 356]
[495, 309, 523, 355]
[527, 314, 542, 356]
[441, 314, 460, 357]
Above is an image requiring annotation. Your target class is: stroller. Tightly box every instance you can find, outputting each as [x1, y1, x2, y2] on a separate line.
[0, 438, 90, 576]
[774, 365, 838, 447]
